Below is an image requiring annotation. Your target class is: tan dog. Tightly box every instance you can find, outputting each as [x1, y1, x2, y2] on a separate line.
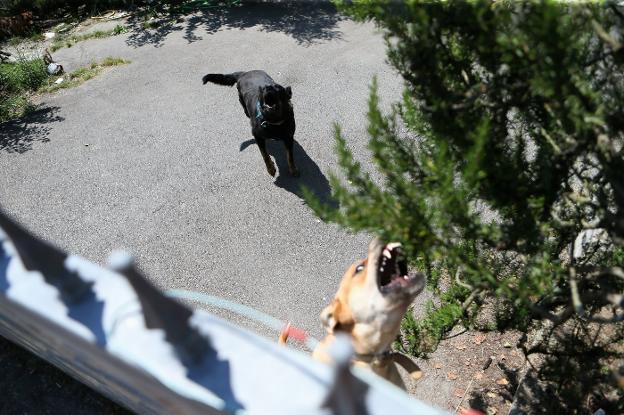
[281, 238, 425, 389]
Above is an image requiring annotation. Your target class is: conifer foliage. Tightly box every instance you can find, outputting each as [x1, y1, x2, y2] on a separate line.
[306, 1, 624, 408]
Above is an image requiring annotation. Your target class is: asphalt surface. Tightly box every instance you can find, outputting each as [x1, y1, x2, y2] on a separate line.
[1, 3, 406, 339]
[0, 2, 450, 411]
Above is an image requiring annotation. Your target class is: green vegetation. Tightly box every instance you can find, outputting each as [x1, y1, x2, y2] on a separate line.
[5, 32, 45, 44]
[50, 25, 128, 52]
[112, 24, 128, 35]
[1, 56, 129, 122]
[0, 58, 48, 122]
[40, 57, 130, 93]
[3, 1, 129, 17]
[3, 0, 241, 18]
[306, 0, 624, 411]
[141, 20, 160, 30]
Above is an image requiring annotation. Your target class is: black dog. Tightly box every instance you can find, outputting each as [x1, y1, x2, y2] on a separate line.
[202, 70, 298, 177]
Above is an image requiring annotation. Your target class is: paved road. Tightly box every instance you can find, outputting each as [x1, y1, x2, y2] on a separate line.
[1, 3, 453, 409]
[1, 3, 406, 339]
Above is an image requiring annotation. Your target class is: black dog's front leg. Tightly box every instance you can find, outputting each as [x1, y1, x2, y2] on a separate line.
[238, 92, 250, 118]
[255, 137, 276, 177]
[284, 138, 299, 177]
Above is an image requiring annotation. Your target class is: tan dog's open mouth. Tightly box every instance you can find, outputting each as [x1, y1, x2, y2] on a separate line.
[377, 242, 423, 297]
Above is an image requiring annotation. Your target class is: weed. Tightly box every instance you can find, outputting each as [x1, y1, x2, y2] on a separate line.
[141, 20, 160, 30]
[0, 94, 34, 122]
[39, 57, 130, 93]
[0, 58, 48, 92]
[29, 32, 45, 42]
[5, 31, 44, 46]
[7, 37, 22, 47]
[0, 56, 129, 122]
[99, 57, 128, 66]
[395, 300, 465, 358]
[50, 26, 128, 52]
[112, 24, 127, 35]
[0, 58, 48, 122]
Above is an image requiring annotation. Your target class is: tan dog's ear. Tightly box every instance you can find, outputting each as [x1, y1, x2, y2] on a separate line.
[320, 299, 353, 334]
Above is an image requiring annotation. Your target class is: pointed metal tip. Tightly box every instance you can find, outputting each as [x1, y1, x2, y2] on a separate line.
[322, 333, 368, 415]
[107, 250, 213, 365]
[329, 333, 353, 367]
[107, 250, 134, 272]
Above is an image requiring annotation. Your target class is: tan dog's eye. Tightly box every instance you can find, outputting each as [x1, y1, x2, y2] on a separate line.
[355, 263, 365, 274]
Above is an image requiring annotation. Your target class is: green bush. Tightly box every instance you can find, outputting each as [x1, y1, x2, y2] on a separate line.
[0, 58, 47, 92]
[49, 26, 129, 52]
[38, 56, 130, 93]
[0, 94, 33, 122]
[307, 0, 624, 410]
[0, 58, 48, 122]
[3, 0, 224, 17]
[4, 0, 133, 17]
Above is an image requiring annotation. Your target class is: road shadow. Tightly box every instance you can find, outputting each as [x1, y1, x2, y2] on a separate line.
[240, 138, 337, 208]
[0, 106, 64, 154]
[125, 2, 344, 48]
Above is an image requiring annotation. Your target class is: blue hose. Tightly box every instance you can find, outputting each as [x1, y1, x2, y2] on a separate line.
[166, 289, 319, 350]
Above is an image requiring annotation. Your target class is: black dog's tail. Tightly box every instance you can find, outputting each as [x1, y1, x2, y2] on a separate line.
[202, 72, 244, 86]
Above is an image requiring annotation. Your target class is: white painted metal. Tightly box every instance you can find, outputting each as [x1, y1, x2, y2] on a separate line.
[0, 211, 448, 415]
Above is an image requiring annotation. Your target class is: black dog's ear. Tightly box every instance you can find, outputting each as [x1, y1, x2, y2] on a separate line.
[285, 86, 292, 99]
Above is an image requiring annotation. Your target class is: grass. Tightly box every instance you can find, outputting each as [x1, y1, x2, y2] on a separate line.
[0, 93, 35, 123]
[0, 58, 48, 91]
[395, 301, 465, 358]
[141, 20, 161, 30]
[50, 25, 127, 52]
[6, 31, 45, 46]
[0, 58, 48, 122]
[173, 0, 242, 13]
[40, 57, 130, 93]
[0, 56, 129, 123]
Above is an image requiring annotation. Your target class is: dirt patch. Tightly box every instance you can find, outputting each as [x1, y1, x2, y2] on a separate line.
[408, 328, 526, 414]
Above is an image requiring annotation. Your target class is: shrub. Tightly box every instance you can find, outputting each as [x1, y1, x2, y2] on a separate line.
[0, 58, 47, 122]
[306, 0, 624, 410]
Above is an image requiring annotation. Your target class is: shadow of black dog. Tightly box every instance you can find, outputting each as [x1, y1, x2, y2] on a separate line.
[240, 139, 336, 208]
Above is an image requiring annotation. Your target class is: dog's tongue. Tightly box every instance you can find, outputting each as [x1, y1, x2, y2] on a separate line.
[389, 273, 412, 287]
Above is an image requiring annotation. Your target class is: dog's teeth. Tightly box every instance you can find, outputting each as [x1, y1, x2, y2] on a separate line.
[383, 249, 392, 259]
[380, 266, 384, 272]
